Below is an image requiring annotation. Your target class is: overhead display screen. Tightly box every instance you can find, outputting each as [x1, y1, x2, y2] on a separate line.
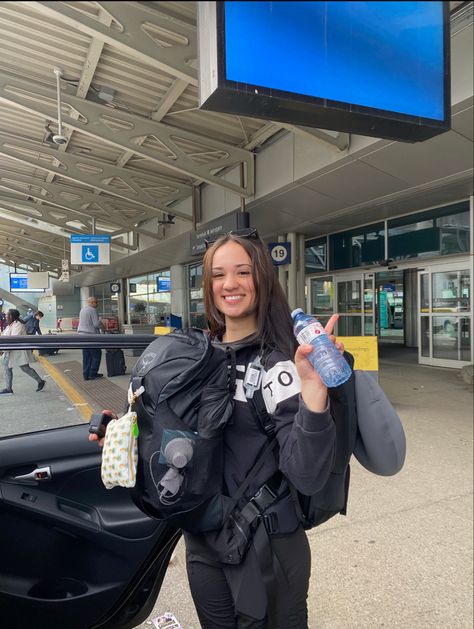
[9, 273, 45, 293]
[198, 1, 450, 142]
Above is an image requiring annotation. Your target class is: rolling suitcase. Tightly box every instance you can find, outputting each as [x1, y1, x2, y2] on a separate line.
[106, 349, 126, 377]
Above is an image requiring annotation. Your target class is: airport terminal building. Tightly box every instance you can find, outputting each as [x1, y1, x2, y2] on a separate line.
[0, 1, 472, 370]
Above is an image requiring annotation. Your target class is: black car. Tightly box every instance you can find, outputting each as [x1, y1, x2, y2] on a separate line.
[0, 333, 181, 629]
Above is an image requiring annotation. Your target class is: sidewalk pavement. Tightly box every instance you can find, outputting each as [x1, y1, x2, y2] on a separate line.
[141, 358, 473, 629]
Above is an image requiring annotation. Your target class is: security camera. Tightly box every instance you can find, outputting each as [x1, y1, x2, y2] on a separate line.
[52, 134, 68, 145]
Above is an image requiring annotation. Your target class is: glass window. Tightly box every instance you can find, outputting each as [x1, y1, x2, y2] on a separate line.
[305, 238, 327, 273]
[432, 317, 471, 362]
[90, 282, 119, 330]
[127, 271, 171, 325]
[188, 263, 206, 329]
[337, 280, 362, 313]
[420, 317, 430, 357]
[420, 274, 430, 313]
[338, 316, 362, 336]
[432, 270, 470, 313]
[330, 224, 385, 270]
[388, 201, 470, 260]
[310, 276, 333, 317]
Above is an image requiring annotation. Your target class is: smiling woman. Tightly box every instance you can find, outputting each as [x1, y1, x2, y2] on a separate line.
[179, 231, 342, 628]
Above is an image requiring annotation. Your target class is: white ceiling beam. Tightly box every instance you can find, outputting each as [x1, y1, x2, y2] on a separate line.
[29, 1, 198, 86]
[0, 171, 161, 239]
[44, 6, 113, 171]
[280, 124, 350, 151]
[117, 78, 189, 169]
[0, 240, 63, 264]
[0, 227, 68, 252]
[0, 204, 138, 253]
[0, 133, 193, 220]
[0, 72, 255, 197]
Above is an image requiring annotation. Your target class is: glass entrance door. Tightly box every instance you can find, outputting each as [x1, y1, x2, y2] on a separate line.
[335, 272, 375, 336]
[418, 262, 472, 367]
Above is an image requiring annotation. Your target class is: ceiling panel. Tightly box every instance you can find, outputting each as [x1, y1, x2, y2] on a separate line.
[358, 127, 474, 186]
[302, 160, 410, 204]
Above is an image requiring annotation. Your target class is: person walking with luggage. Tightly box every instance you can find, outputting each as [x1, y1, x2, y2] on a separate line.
[23, 310, 44, 335]
[78, 297, 105, 381]
[0, 309, 46, 395]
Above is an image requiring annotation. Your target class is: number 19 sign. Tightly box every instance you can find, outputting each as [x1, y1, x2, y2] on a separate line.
[268, 242, 291, 266]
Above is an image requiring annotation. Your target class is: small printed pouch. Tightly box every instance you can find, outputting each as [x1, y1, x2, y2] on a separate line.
[100, 386, 144, 489]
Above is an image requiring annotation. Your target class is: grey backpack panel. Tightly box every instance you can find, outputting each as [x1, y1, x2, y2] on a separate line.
[353, 370, 406, 476]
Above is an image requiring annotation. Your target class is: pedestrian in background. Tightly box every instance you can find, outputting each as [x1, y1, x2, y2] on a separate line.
[23, 310, 44, 335]
[77, 297, 105, 381]
[0, 308, 6, 333]
[0, 309, 46, 395]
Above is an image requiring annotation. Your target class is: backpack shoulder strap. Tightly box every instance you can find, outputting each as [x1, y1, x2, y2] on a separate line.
[246, 345, 275, 437]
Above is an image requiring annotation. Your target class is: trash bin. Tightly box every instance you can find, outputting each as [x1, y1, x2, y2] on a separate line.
[170, 314, 182, 329]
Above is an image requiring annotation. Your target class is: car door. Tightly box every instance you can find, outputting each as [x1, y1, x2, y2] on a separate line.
[0, 334, 181, 629]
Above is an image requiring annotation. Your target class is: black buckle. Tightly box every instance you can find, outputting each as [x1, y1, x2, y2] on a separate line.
[260, 512, 278, 534]
[251, 483, 276, 513]
[263, 421, 275, 435]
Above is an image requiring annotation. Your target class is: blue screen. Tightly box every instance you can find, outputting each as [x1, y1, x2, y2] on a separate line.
[224, 1, 445, 121]
[10, 274, 28, 290]
[157, 277, 171, 292]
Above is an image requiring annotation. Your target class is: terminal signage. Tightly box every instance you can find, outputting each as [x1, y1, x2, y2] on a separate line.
[9, 273, 45, 293]
[157, 277, 171, 292]
[190, 210, 240, 256]
[70, 235, 110, 265]
[269, 242, 291, 266]
[199, 1, 450, 142]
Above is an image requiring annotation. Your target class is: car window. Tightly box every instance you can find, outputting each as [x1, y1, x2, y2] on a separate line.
[0, 340, 138, 438]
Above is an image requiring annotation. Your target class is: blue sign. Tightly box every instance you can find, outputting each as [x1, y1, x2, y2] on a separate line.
[10, 275, 28, 290]
[383, 283, 396, 292]
[71, 235, 110, 243]
[157, 277, 171, 292]
[268, 242, 291, 266]
[82, 245, 99, 263]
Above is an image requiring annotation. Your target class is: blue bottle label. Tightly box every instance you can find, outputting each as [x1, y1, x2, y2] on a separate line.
[296, 321, 327, 345]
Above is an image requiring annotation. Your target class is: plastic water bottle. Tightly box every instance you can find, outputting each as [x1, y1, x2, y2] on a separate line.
[291, 308, 352, 388]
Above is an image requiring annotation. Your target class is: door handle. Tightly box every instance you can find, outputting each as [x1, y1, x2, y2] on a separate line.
[9, 466, 52, 485]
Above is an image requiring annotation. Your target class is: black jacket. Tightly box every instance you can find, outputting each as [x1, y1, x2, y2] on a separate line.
[185, 337, 336, 562]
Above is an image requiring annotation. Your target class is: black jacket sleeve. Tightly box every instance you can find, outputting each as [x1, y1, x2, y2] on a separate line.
[260, 351, 336, 495]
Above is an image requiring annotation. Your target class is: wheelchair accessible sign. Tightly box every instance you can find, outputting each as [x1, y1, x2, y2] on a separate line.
[70, 235, 110, 265]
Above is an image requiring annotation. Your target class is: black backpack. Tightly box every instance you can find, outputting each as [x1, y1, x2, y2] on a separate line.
[129, 328, 236, 533]
[248, 351, 357, 529]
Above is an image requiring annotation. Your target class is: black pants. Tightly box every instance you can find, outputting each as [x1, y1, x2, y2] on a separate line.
[82, 348, 101, 379]
[186, 526, 311, 629]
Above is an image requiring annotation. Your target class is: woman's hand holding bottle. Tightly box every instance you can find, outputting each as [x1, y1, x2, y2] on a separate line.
[294, 314, 345, 413]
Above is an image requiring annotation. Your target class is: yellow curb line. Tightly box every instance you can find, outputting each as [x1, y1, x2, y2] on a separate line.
[36, 354, 92, 421]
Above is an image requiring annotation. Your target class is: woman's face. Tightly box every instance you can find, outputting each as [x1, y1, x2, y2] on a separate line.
[211, 240, 257, 327]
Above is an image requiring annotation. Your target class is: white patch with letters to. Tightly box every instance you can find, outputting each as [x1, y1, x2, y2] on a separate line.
[261, 360, 300, 414]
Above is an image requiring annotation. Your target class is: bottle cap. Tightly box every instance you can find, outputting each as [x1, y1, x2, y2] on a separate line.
[291, 308, 304, 319]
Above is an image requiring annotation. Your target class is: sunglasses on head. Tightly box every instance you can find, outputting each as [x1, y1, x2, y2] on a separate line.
[204, 227, 259, 250]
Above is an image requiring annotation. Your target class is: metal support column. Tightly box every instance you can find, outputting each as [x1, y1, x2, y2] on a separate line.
[404, 268, 418, 348]
[278, 234, 287, 297]
[297, 234, 306, 309]
[287, 232, 298, 311]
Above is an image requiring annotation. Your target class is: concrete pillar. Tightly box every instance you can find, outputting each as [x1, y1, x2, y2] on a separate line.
[297, 234, 306, 309]
[80, 286, 90, 307]
[278, 234, 287, 298]
[118, 278, 127, 329]
[287, 232, 298, 311]
[404, 268, 418, 348]
[170, 264, 188, 327]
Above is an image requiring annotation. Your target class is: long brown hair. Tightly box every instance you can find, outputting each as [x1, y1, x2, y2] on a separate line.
[203, 234, 297, 357]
